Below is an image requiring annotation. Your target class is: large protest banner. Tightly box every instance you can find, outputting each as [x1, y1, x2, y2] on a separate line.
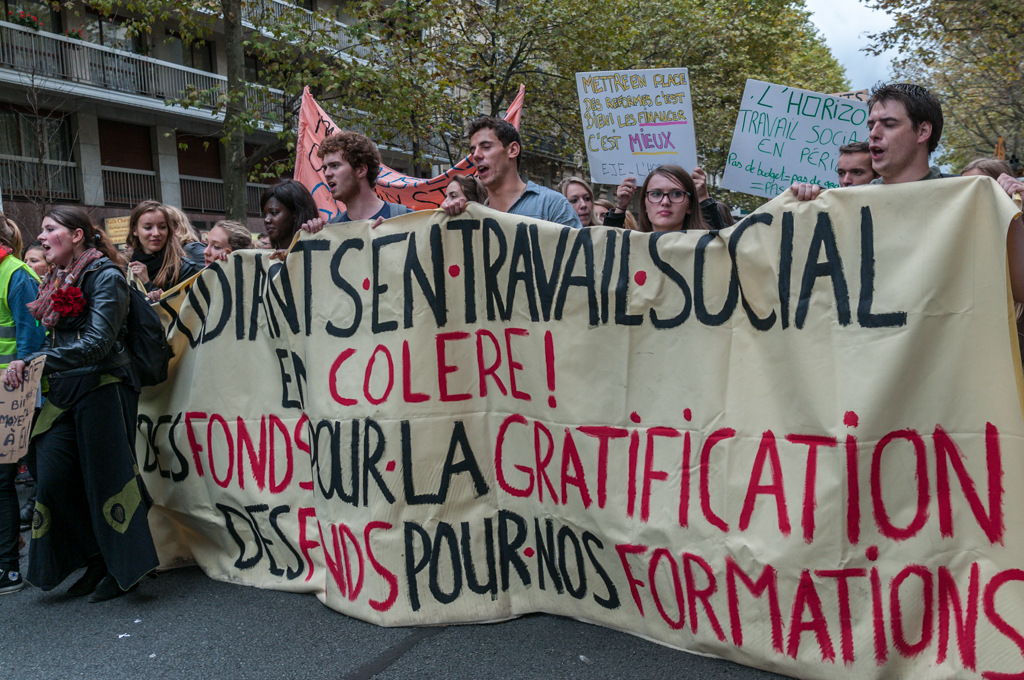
[137, 259, 328, 588]
[575, 68, 698, 184]
[721, 80, 869, 198]
[294, 85, 525, 219]
[140, 177, 1024, 679]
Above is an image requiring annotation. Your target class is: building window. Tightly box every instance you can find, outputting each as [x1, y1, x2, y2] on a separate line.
[83, 10, 139, 52]
[244, 53, 277, 86]
[0, 109, 71, 161]
[166, 32, 215, 73]
[3, 0, 60, 33]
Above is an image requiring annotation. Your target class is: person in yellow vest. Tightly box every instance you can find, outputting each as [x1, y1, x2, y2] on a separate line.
[0, 216, 45, 594]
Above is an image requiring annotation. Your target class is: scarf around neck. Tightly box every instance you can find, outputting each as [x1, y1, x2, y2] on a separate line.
[131, 248, 165, 283]
[29, 247, 104, 329]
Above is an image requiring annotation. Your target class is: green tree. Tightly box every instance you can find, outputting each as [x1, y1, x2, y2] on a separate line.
[867, 0, 1024, 169]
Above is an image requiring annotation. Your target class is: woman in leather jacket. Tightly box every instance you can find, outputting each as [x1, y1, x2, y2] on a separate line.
[126, 200, 201, 302]
[4, 206, 159, 603]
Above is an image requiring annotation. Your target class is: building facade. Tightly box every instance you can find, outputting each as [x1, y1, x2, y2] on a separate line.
[0, 0, 577, 242]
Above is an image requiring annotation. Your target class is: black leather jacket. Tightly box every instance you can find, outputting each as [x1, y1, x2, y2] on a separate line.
[24, 257, 131, 379]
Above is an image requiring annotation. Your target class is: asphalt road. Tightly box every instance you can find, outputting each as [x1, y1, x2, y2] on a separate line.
[1, 487, 796, 680]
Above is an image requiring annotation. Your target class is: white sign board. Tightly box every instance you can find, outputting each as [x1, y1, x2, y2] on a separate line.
[721, 79, 869, 198]
[576, 68, 698, 185]
[0, 355, 44, 463]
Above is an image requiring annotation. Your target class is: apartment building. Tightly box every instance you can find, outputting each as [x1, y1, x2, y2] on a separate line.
[0, 0, 396, 238]
[0, 0, 576, 241]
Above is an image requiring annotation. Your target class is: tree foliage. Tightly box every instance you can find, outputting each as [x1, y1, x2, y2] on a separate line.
[336, 0, 846, 209]
[83, 0, 845, 215]
[867, 0, 1024, 169]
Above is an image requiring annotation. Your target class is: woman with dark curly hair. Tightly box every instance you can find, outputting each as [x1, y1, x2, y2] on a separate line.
[5, 206, 158, 602]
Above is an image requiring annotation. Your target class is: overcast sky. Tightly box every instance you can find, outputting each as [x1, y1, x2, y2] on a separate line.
[804, 0, 897, 90]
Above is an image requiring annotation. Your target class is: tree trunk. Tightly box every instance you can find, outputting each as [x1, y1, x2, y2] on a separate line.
[222, 0, 247, 222]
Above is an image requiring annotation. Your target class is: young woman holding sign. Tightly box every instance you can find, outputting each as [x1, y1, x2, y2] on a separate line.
[605, 165, 725, 232]
[5, 206, 158, 602]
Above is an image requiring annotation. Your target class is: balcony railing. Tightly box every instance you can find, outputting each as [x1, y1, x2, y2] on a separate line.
[180, 175, 270, 216]
[0, 21, 284, 122]
[241, 0, 377, 60]
[0, 154, 80, 201]
[102, 166, 156, 206]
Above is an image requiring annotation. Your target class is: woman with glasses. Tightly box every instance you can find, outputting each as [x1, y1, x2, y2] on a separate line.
[556, 177, 596, 227]
[603, 166, 725, 232]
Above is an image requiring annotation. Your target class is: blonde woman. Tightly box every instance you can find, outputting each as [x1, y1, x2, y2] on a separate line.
[593, 198, 637, 230]
[556, 177, 596, 227]
[163, 205, 206, 266]
[203, 220, 253, 265]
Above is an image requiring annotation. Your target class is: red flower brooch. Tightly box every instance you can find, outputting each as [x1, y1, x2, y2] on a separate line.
[51, 286, 85, 317]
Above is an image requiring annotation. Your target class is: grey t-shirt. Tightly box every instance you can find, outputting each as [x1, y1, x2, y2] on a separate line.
[869, 166, 948, 185]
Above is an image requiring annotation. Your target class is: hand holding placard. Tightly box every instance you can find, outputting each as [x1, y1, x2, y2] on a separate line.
[0, 355, 45, 464]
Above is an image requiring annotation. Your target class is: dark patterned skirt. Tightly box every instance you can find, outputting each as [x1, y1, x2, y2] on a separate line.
[27, 380, 158, 591]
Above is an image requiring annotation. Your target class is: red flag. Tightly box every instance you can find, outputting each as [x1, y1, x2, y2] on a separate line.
[294, 85, 527, 217]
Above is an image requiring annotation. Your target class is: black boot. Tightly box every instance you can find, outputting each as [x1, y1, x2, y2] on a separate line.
[88, 574, 132, 603]
[18, 497, 33, 530]
[67, 556, 107, 597]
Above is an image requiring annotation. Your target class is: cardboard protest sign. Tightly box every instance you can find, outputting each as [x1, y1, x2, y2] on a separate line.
[833, 89, 870, 102]
[294, 86, 525, 218]
[576, 68, 698, 184]
[0, 355, 43, 463]
[141, 177, 1024, 679]
[721, 80, 869, 198]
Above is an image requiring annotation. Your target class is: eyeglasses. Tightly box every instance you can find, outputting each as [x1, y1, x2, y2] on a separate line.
[645, 189, 690, 204]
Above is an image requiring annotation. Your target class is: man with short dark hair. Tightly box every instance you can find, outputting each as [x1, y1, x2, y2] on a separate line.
[791, 83, 946, 199]
[789, 82, 1024, 303]
[302, 131, 410, 233]
[865, 82, 946, 185]
[837, 141, 878, 187]
[442, 117, 582, 228]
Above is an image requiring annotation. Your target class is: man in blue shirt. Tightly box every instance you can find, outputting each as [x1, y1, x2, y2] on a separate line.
[442, 117, 582, 228]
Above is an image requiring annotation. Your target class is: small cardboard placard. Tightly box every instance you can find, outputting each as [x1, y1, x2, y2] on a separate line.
[721, 79, 869, 198]
[0, 355, 45, 464]
[575, 68, 698, 184]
